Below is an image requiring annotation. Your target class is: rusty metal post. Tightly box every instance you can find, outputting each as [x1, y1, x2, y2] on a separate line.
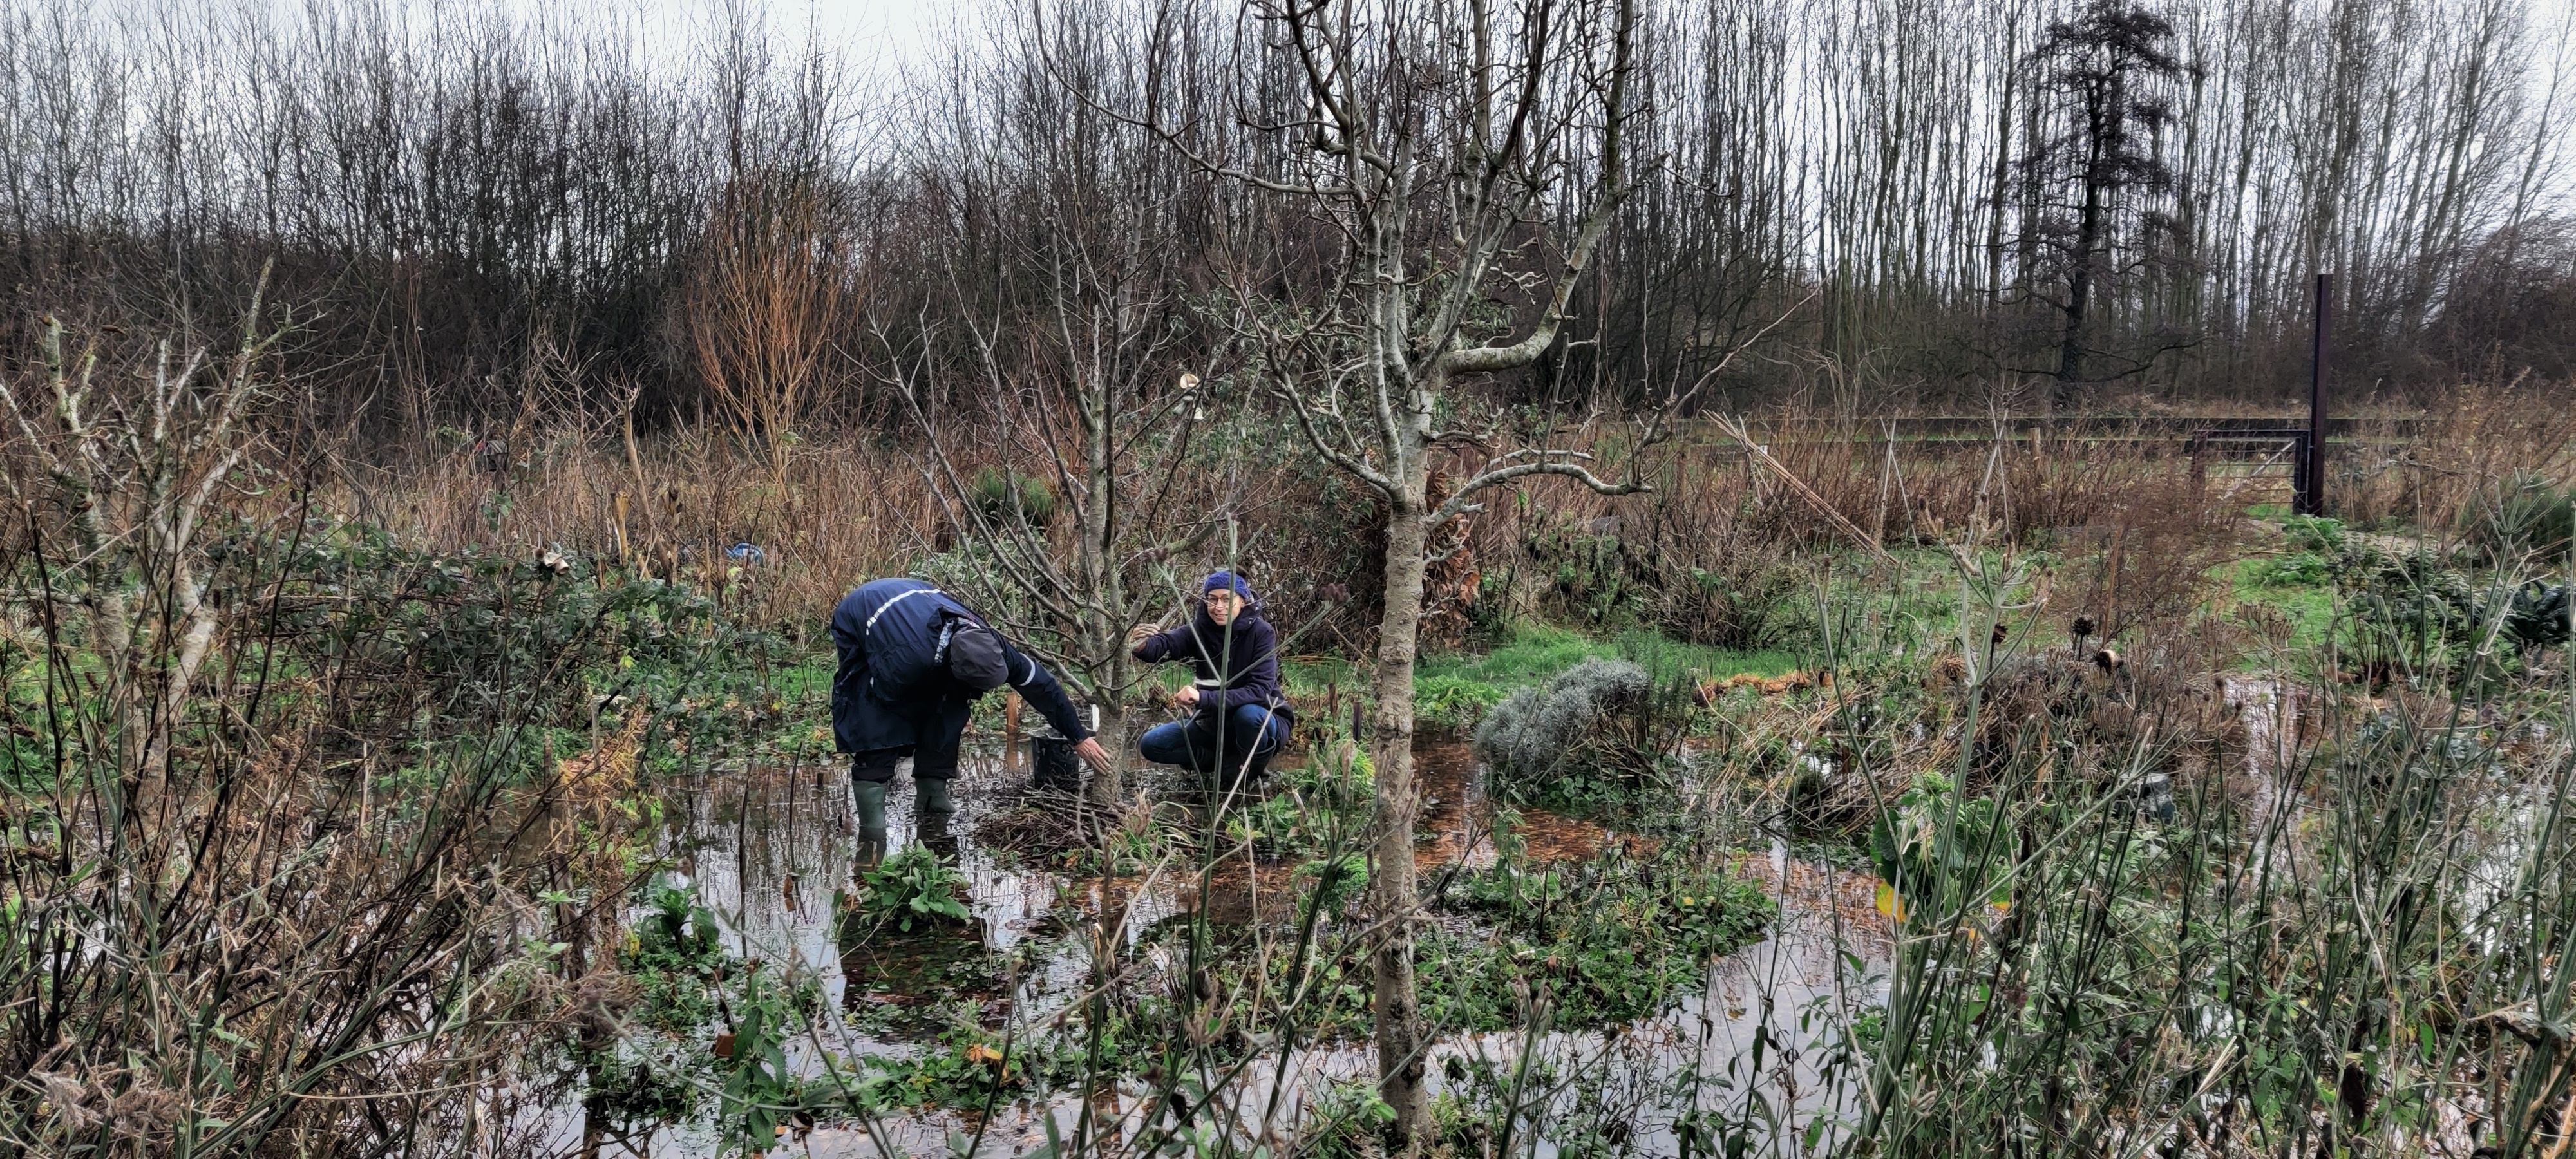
[2302, 272, 2331, 516]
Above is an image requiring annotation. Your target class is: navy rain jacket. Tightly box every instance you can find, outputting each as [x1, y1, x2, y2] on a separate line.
[1132, 606, 1294, 728]
[829, 580, 1091, 769]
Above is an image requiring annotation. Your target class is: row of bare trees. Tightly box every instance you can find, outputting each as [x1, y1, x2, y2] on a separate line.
[1, 0, 2568, 436]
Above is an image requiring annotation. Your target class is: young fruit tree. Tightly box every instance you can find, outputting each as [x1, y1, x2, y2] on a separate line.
[874, 12, 1233, 809]
[1140, 0, 1687, 1142]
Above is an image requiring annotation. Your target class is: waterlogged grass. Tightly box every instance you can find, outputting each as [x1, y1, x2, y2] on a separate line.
[591, 876, 842, 1151]
[537, 509, 2576, 1149]
[1424, 838, 1774, 1030]
[1411, 623, 1796, 731]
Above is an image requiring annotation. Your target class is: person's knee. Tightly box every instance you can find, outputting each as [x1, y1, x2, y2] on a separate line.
[1227, 705, 1284, 753]
[850, 749, 904, 784]
[1137, 722, 1190, 766]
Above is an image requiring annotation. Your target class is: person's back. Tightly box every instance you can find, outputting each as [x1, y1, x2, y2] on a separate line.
[831, 578, 969, 751]
[829, 578, 1109, 850]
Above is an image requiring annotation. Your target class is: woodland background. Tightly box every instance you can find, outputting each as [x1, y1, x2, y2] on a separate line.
[3, 0, 2570, 443]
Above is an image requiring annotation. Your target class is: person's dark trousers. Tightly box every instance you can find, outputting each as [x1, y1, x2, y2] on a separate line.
[849, 747, 911, 784]
[848, 695, 974, 784]
[848, 695, 973, 853]
[1138, 703, 1288, 784]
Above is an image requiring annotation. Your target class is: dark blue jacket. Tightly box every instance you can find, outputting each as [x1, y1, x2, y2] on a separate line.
[1132, 607, 1293, 726]
[830, 580, 1092, 759]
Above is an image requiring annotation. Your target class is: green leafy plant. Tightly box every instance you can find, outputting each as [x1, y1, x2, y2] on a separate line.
[1291, 853, 1370, 916]
[1223, 737, 1374, 859]
[1300, 1078, 1400, 1158]
[2280, 513, 2347, 553]
[851, 845, 975, 935]
[1868, 772, 2010, 923]
[713, 964, 831, 1155]
[633, 875, 725, 970]
[849, 1024, 1068, 1113]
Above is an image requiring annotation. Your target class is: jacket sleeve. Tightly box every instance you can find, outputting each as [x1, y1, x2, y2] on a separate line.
[1003, 639, 1094, 740]
[1131, 623, 1194, 663]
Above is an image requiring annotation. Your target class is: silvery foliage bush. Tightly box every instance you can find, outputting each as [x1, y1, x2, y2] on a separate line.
[1472, 659, 1654, 786]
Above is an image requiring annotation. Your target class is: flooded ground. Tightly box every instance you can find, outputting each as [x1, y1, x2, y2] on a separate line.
[618, 741, 1892, 1156]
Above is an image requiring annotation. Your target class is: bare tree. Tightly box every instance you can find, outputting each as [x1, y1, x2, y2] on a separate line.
[1155, 0, 1650, 1140]
[882, 271, 1218, 810]
[875, 5, 1229, 807]
[688, 174, 863, 477]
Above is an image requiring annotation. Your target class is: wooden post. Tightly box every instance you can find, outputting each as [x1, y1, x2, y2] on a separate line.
[2302, 272, 2331, 516]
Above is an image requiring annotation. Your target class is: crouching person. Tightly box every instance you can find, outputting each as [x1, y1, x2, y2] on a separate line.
[831, 578, 1109, 850]
[1126, 572, 1293, 789]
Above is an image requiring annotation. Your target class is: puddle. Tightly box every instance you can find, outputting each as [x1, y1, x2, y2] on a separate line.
[593, 740, 1889, 1156]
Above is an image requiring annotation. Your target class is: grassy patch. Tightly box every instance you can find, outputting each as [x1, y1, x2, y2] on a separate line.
[1411, 623, 1794, 731]
[2224, 556, 2341, 656]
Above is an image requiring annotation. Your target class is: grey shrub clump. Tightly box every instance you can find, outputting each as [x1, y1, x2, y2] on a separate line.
[1472, 659, 1655, 787]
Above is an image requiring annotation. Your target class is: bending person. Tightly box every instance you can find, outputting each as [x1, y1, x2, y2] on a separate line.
[831, 578, 1108, 846]
[1126, 571, 1293, 787]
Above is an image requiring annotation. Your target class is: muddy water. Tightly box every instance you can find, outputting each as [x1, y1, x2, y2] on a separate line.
[631, 742, 1889, 1156]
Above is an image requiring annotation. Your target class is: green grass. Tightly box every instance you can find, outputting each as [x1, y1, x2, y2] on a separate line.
[1410, 623, 1797, 731]
[2224, 555, 2342, 657]
[777, 655, 835, 702]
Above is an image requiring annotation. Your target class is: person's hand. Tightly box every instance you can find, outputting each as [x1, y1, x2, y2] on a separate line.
[1173, 685, 1200, 708]
[1126, 623, 1160, 647]
[1074, 737, 1112, 772]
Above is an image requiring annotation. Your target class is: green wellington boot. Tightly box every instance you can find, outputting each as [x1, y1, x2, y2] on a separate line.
[914, 775, 956, 817]
[851, 780, 889, 843]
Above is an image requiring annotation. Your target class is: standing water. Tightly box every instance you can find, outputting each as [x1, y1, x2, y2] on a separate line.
[570, 742, 1892, 1156]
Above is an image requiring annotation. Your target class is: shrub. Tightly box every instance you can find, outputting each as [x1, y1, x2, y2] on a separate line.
[1471, 659, 1676, 810]
[2280, 513, 2347, 553]
[967, 464, 1058, 527]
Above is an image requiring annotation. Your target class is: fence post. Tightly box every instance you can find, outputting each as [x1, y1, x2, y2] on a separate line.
[2302, 272, 2331, 516]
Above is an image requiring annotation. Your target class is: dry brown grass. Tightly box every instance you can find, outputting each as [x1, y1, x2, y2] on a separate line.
[313, 380, 2573, 645]
[2330, 375, 2576, 537]
[323, 424, 933, 628]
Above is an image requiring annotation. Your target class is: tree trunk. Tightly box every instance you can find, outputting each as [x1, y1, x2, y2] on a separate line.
[1082, 381, 1126, 807]
[1092, 697, 1129, 806]
[2055, 162, 2105, 408]
[1368, 494, 1431, 1147]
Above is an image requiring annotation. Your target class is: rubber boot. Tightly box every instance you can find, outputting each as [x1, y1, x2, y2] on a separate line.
[917, 808, 958, 859]
[914, 775, 956, 817]
[852, 780, 889, 867]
